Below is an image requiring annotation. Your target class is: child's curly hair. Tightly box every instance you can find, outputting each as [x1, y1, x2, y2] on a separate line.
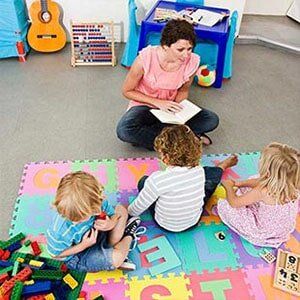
[154, 125, 202, 168]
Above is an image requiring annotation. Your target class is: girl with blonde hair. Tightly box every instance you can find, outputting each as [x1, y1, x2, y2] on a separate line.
[217, 142, 300, 247]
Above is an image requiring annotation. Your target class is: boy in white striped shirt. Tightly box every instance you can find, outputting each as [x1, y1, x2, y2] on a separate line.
[128, 125, 237, 232]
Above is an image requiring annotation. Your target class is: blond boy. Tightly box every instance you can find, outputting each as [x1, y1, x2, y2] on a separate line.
[47, 171, 141, 271]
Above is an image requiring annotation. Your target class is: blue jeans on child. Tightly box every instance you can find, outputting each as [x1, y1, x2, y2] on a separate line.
[65, 231, 115, 272]
[116, 105, 219, 150]
[138, 166, 223, 230]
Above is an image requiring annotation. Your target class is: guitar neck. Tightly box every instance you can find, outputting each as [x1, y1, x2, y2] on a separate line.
[40, 0, 49, 12]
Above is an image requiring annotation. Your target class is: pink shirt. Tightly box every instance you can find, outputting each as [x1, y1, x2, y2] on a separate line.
[128, 46, 200, 109]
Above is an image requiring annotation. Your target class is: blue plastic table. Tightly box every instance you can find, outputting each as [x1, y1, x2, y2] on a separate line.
[138, 0, 230, 88]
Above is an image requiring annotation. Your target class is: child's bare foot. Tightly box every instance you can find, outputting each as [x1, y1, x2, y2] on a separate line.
[217, 155, 238, 170]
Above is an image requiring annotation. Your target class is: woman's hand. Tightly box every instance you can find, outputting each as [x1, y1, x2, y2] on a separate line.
[155, 100, 183, 113]
[80, 228, 98, 249]
[94, 216, 116, 232]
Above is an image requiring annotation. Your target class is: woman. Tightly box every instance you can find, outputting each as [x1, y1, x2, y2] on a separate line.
[116, 19, 219, 150]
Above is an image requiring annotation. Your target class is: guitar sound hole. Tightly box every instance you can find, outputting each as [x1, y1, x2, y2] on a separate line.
[41, 11, 51, 23]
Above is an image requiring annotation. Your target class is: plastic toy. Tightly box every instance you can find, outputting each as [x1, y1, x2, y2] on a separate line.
[10, 280, 23, 300]
[45, 293, 56, 300]
[0, 266, 32, 296]
[63, 273, 78, 289]
[274, 249, 300, 296]
[0, 273, 10, 284]
[96, 212, 107, 220]
[30, 241, 41, 256]
[60, 264, 68, 273]
[29, 260, 44, 268]
[259, 249, 276, 264]
[11, 261, 19, 276]
[23, 240, 31, 247]
[195, 65, 216, 87]
[32, 270, 64, 281]
[21, 280, 52, 297]
[1, 250, 11, 260]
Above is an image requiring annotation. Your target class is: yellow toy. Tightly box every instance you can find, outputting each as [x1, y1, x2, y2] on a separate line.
[63, 273, 78, 290]
[195, 65, 216, 87]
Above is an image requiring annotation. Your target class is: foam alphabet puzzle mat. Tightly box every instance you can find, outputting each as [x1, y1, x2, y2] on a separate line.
[9, 152, 300, 299]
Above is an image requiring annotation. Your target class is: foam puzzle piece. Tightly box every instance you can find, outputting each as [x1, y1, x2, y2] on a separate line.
[125, 273, 192, 300]
[71, 159, 117, 193]
[200, 279, 232, 300]
[176, 224, 241, 273]
[138, 236, 181, 276]
[8, 152, 300, 299]
[187, 269, 253, 299]
[243, 264, 299, 300]
[117, 158, 160, 191]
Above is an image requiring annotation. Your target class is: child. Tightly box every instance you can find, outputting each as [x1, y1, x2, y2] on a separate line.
[128, 125, 238, 232]
[46, 171, 141, 272]
[218, 142, 300, 248]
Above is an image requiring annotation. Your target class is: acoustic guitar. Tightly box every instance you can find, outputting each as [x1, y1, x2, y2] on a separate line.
[27, 0, 67, 52]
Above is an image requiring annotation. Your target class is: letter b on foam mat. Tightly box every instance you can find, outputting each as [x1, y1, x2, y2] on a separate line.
[138, 236, 181, 276]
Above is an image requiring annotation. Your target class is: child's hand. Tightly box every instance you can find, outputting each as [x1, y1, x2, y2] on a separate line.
[94, 216, 116, 232]
[222, 180, 235, 189]
[81, 228, 98, 249]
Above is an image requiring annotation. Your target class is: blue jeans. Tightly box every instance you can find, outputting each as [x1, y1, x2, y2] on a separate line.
[116, 105, 219, 150]
[65, 231, 115, 272]
[138, 166, 223, 230]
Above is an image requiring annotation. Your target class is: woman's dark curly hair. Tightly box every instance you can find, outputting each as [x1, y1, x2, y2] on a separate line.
[160, 19, 196, 47]
[154, 125, 202, 168]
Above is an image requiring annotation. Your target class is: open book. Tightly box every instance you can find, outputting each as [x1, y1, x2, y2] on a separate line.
[184, 9, 229, 27]
[150, 99, 201, 125]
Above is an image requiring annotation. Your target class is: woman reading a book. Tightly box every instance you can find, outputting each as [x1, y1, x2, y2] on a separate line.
[116, 19, 219, 150]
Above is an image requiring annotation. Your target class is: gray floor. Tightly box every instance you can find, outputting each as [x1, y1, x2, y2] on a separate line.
[1, 39, 300, 239]
[239, 15, 300, 48]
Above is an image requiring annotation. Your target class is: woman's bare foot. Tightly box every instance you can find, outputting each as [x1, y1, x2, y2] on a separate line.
[217, 155, 238, 170]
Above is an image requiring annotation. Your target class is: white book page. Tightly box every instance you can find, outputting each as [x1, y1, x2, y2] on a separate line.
[189, 9, 224, 26]
[150, 100, 201, 124]
[174, 99, 201, 123]
[150, 109, 183, 124]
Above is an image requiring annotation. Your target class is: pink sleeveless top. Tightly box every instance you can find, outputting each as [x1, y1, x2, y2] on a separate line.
[128, 46, 200, 109]
[217, 187, 299, 248]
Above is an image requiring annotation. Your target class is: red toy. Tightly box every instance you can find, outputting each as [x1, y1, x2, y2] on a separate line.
[0, 266, 32, 296]
[30, 241, 41, 256]
[1, 250, 11, 260]
[96, 212, 107, 220]
[60, 263, 68, 273]
[16, 41, 26, 62]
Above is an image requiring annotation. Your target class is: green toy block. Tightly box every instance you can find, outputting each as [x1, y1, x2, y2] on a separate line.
[12, 261, 20, 276]
[32, 270, 64, 281]
[67, 270, 87, 300]
[5, 233, 26, 249]
[137, 236, 181, 276]
[10, 281, 24, 300]
[23, 240, 31, 247]
[0, 266, 13, 275]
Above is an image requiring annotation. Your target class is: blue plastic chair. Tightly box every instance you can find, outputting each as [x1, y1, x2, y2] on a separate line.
[121, 0, 237, 79]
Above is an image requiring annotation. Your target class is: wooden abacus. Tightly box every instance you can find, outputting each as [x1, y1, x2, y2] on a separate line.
[70, 20, 116, 67]
[274, 249, 300, 296]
